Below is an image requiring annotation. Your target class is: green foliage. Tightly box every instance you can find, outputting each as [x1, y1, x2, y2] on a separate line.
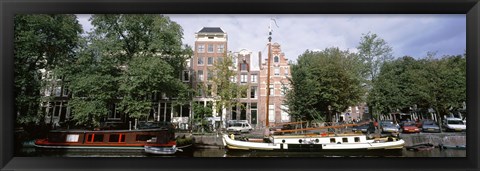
[67, 14, 192, 128]
[286, 48, 366, 122]
[14, 14, 82, 125]
[368, 54, 466, 121]
[357, 32, 393, 82]
[210, 53, 248, 127]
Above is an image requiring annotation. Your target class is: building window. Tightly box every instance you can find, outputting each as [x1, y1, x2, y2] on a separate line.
[62, 85, 69, 97]
[231, 106, 237, 120]
[274, 56, 279, 63]
[217, 44, 224, 53]
[197, 44, 205, 53]
[207, 57, 214, 65]
[285, 68, 289, 76]
[251, 74, 257, 83]
[197, 87, 203, 97]
[197, 56, 204, 65]
[217, 57, 223, 64]
[274, 68, 280, 76]
[250, 86, 257, 99]
[197, 70, 204, 82]
[269, 85, 274, 96]
[53, 102, 61, 117]
[281, 85, 288, 95]
[269, 104, 275, 122]
[207, 71, 213, 81]
[55, 86, 62, 97]
[183, 70, 190, 82]
[108, 103, 121, 120]
[208, 44, 214, 53]
[240, 103, 247, 120]
[207, 84, 213, 97]
[230, 76, 237, 83]
[240, 74, 248, 83]
[240, 63, 247, 71]
[250, 103, 257, 124]
[281, 105, 290, 122]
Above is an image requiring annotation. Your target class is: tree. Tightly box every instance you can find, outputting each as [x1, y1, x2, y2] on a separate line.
[285, 48, 366, 123]
[368, 54, 466, 130]
[14, 14, 82, 126]
[210, 53, 247, 128]
[357, 32, 393, 118]
[68, 14, 192, 128]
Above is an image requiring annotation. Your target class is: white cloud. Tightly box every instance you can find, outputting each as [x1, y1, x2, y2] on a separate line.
[76, 14, 466, 63]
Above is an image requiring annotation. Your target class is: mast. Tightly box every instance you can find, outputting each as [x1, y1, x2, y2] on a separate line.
[264, 19, 275, 137]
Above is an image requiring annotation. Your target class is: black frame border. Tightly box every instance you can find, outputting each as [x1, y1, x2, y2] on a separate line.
[1, 0, 479, 171]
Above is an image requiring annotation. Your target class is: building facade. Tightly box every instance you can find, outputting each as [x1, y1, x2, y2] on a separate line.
[258, 43, 292, 127]
[190, 27, 228, 127]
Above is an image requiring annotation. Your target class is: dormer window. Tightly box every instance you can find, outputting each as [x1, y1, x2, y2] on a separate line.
[274, 56, 279, 63]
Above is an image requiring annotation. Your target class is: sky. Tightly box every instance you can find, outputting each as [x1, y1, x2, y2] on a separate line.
[77, 14, 466, 67]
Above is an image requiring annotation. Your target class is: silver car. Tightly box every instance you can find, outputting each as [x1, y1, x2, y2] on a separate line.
[380, 122, 400, 133]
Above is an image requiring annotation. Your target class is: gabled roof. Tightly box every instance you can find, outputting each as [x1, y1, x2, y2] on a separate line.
[198, 27, 224, 33]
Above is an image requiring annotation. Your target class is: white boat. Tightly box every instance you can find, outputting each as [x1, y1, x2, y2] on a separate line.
[144, 145, 178, 155]
[222, 133, 405, 151]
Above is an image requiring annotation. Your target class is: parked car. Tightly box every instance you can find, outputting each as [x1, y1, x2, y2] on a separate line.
[352, 124, 371, 133]
[419, 120, 441, 133]
[227, 120, 249, 127]
[443, 118, 466, 132]
[380, 122, 400, 133]
[401, 121, 420, 133]
[227, 122, 253, 134]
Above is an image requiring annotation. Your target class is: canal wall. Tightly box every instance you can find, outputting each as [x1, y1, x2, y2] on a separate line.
[399, 133, 466, 147]
[177, 133, 224, 149]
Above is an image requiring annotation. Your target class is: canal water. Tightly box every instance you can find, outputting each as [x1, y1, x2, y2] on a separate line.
[16, 147, 465, 157]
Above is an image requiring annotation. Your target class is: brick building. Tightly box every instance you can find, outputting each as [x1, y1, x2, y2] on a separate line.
[258, 43, 292, 127]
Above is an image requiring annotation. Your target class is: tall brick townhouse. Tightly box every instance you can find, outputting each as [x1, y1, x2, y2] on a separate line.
[191, 27, 292, 128]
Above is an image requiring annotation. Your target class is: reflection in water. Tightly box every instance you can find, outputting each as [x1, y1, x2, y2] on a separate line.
[17, 147, 465, 157]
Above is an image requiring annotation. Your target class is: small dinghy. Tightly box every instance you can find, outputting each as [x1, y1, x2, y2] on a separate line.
[144, 145, 178, 155]
[405, 143, 435, 151]
[439, 144, 466, 150]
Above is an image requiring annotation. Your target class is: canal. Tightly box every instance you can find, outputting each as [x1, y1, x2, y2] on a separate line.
[16, 147, 465, 157]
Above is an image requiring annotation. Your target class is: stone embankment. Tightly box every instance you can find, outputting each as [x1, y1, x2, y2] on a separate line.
[399, 132, 466, 147]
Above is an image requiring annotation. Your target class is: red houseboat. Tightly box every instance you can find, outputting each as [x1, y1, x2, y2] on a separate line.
[34, 128, 177, 154]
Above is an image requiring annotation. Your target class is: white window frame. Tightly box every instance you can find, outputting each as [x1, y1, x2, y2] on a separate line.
[197, 44, 205, 53]
[207, 44, 214, 53]
[269, 104, 275, 122]
[274, 68, 280, 76]
[197, 56, 204, 65]
[268, 85, 274, 96]
[240, 74, 248, 83]
[207, 57, 214, 65]
[251, 74, 257, 83]
[217, 44, 224, 53]
[250, 86, 257, 99]
[281, 105, 290, 122]
[198, 70, 204, 82]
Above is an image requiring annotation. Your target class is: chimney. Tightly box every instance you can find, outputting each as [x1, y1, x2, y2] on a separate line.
[258, 51, 262, 69]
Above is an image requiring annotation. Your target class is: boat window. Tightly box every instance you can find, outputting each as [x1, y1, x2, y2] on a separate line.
[330, 138, 335, 143]
[342, 138, 348, 143]
[109, 134, 125, 143]
[136, 134, 154, 141]
[65, 134, 79, 142]
[93, 134, 104, 142]
[354, 137, 360, 142]
[87, 134, 93, 142]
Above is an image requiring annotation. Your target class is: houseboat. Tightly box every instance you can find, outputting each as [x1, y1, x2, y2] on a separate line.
[34, 128, 177, 154]
[222, 133, 405, 151]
